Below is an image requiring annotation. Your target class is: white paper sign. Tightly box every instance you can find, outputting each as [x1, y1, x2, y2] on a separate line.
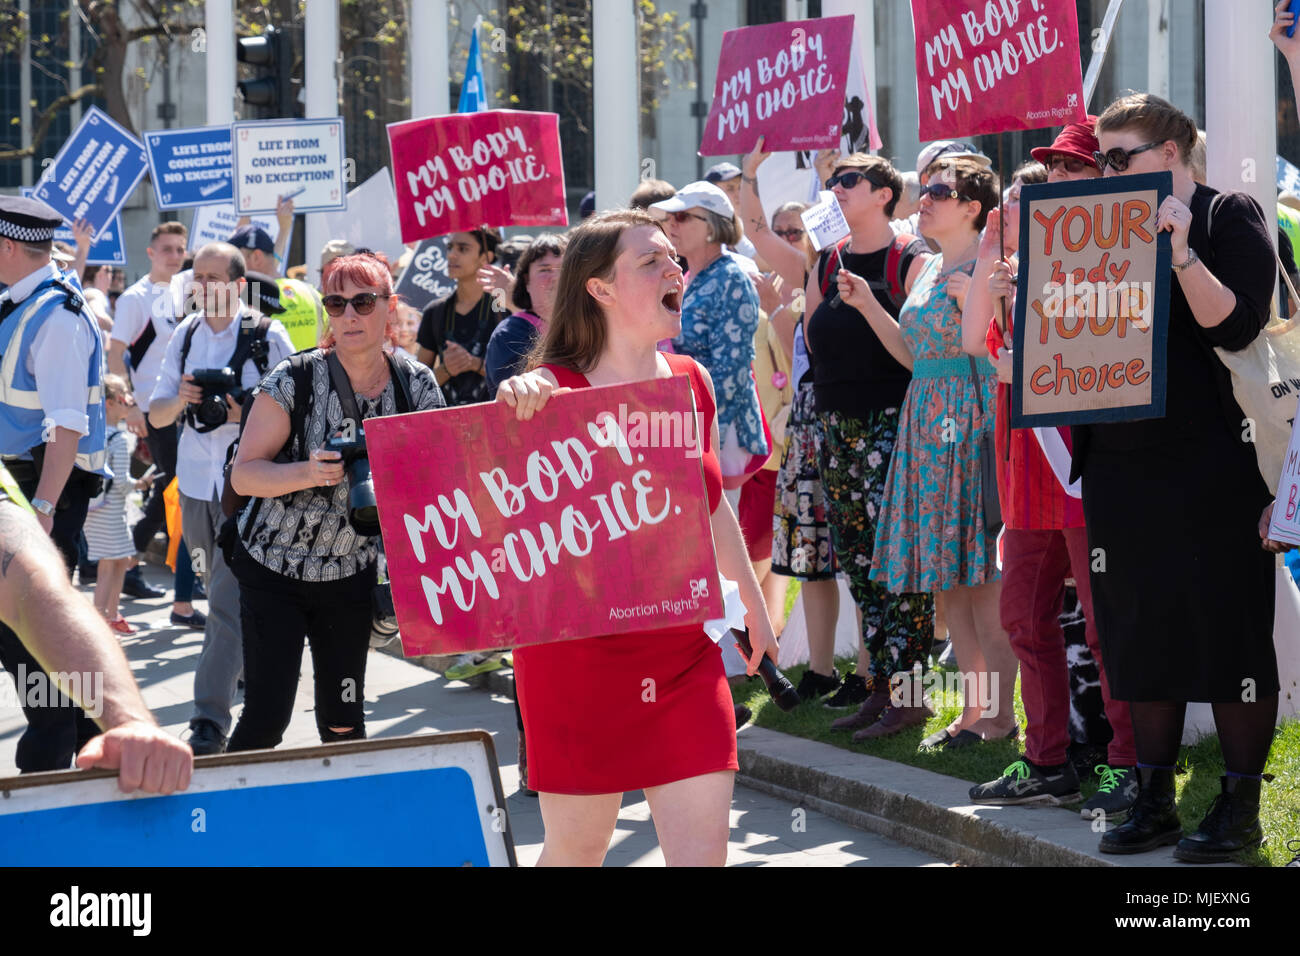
[232, 118, 346, 215]
[187, 204, 284, 253]
[320, 168, 406, 263]
[1268, 403, 1300, 546]
[800, 190, 850, 251]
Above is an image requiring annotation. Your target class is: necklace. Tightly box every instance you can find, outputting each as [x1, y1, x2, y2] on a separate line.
[348, 358, 390, 398]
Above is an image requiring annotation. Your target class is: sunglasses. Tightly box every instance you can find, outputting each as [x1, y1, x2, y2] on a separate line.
[774, 227, 806, 241]
[1048, 155, 1090, 175]
[824, 170, 882, 191]
[667, 210, 710, 225]
[919, 182, 971, 202]
[1093, 142, 1161, 173]
[322, 292, 391, 317]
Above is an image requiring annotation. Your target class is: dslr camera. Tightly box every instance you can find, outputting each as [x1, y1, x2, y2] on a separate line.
[187, 367, 248, 433]
[323, 427, 380, 536]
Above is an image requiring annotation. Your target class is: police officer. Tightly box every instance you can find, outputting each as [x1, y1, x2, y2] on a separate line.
[0, 194, 113, 771]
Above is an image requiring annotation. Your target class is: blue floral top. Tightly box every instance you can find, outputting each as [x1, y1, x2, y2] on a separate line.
[673, 255, 768, 457]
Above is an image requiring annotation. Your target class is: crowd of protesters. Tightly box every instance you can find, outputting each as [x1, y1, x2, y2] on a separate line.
[0, 70, 1291, 866]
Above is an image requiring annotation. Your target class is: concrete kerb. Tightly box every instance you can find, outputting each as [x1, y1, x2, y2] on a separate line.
[382, 653, 1215, 868]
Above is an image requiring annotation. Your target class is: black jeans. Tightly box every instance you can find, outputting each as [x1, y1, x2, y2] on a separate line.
[133, 419, 178, 553]
[226, 541, 375, 751]
[0, 461, 99, 771]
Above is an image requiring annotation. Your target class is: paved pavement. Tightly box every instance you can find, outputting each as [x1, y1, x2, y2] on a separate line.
[0, 563, 946, 867]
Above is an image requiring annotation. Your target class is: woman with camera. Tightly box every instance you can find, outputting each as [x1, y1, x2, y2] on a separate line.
[225, 254, 445, 751]
[496, 209, 778, 866]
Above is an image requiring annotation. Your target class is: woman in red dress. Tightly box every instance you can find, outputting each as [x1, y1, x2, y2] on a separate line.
[496, 209, 778, 866]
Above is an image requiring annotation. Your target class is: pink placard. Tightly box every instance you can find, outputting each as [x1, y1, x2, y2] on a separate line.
[701, 16, 854, 156]
[911, 0, 1086, 141]
[366, 377, 724, 656]
[386, 109, 568, 244]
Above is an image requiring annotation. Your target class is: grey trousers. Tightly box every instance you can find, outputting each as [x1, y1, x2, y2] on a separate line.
[180, 491, 243, 735]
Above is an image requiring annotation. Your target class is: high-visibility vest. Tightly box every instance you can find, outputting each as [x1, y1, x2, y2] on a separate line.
[0, 274, 110, 478]
[276, 277, 325, 351]
[0, 461, 35, 515]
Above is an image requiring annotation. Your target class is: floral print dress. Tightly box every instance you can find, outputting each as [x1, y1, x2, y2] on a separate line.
[870, 254, 999, 593]
[674, 255, 768, 458]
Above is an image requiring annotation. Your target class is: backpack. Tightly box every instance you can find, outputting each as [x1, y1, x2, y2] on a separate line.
[817, 232, 919, 312]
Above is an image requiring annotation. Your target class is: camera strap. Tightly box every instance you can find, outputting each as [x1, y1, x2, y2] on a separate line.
[325, 349, 414, 431]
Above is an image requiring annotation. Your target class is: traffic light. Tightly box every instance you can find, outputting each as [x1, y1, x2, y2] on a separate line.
[237, 26, 298, 119]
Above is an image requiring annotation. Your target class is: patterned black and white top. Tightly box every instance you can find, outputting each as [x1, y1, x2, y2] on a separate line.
[237, 348, 445, 581]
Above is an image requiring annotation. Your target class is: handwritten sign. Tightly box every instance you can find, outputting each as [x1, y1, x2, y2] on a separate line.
[1011, 173, 1172, 427]
[187, 204, 284, 253]
[367, 377, 723, 655]
[702, 16, 853, 156]
[144, 125, 234, 209]
[800, 190, 850, 251]
[386, 110, 567, 244]
[910, 0, 1086, 141]
[31, 106, 149, 234]
[232, 118, 346, 214]
[394, 237, 455, 312]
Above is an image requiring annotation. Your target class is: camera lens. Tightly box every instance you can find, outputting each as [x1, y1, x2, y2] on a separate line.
[347, 459, 380, 535]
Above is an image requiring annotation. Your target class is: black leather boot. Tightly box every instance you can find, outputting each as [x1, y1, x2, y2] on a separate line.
[1173, 775, 1263, 863]
[1098, 766, 1182, 854]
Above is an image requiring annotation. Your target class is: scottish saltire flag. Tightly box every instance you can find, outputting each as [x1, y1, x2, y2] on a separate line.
[458, 18, 487, 113]
[1277, 155, 1300, 195]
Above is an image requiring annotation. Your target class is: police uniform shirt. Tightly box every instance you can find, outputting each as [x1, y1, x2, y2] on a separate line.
[151, 302, 294, 502]
[110, 275, 179, 413]
[0, 261, 98, 443]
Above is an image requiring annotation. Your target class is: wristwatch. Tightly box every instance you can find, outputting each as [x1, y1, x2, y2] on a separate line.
[30, 498, 55, 517]
[1172, 249, 1199, 272]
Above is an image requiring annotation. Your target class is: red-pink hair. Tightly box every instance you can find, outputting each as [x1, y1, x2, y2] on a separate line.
[318, 252, 402, 349]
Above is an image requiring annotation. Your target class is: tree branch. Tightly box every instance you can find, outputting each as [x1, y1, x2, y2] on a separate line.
[0, 84, 100, 161]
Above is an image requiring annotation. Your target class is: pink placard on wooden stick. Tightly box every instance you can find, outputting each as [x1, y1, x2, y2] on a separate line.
[366, 376, 724, 656]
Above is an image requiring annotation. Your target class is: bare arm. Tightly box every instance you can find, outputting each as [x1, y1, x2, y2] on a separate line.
[961, 211, 1009, 356]
[739, 137, 811, 289]
[33, 427, 79, 513]
[231, 391, 342, 498]
[0, 503, 192, 792]
[273, 197, 294, 273]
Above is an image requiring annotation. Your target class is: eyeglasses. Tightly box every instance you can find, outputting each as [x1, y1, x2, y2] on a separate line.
[1048, 155, 1090, 175]
[1093, 142, 1161, 173]
[774, 227, 806, 241]
[322, 292, 391, 317]
[919, 182, 971, 202]
[824, 170, 882, 191]
[667, 210, 710, 225]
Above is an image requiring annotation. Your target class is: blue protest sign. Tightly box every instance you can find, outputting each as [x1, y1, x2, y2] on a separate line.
[1278, 155, 1300, 196]
[0, 732, 516, 866]
[31, 106, 149, 234]
[144, 125, 234, 209]
[19, 186, 125, 265]
[232, 117, 347, 215]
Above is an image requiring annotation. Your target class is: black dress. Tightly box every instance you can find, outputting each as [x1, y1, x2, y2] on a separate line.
[1071, 185, 1280, 703]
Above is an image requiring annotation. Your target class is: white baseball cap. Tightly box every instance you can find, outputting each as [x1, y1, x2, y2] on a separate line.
[649, 180, 735, 220]
[916, 141, 992, 176]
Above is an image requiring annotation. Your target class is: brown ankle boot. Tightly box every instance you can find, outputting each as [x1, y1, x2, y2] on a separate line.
[852, 702, 934, 741]
[830, 686, 891, 731]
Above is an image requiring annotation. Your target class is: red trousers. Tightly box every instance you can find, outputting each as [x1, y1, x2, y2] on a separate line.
[1000, 527, 1135, 767]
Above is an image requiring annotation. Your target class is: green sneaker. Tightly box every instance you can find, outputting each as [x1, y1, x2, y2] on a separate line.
[443, 653, 507, 682]
[969, 758, 1081, 806]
